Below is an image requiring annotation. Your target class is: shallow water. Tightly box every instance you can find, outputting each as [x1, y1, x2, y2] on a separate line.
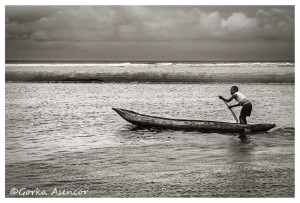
[5, 82, 294, 197]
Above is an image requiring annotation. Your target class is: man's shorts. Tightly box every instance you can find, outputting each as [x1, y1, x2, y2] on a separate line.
[240, 102, 252, 118]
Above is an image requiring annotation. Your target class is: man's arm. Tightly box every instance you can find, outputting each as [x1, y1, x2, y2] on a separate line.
[218, 94, 236, 103]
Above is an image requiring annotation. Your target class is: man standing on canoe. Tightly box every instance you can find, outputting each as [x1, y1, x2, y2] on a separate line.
[219, 86, 252, 124]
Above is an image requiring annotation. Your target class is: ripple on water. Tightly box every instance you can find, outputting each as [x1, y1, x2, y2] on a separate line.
[5, 83, 294, 197]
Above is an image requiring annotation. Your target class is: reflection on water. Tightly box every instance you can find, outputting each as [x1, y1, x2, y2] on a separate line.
[227, 138, 254, 167]
[114, 125, 175, 146]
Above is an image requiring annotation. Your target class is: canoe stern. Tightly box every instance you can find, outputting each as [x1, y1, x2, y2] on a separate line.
[249, 123, 276, 132]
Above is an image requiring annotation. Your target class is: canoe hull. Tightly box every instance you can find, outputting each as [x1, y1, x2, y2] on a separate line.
[112, 108, 276, 133]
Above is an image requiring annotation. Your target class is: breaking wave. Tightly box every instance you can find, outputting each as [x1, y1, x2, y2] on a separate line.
[5, 62, 294, 83]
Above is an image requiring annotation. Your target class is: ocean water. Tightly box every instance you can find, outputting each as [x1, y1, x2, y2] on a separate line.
[5, 61, 294, 83]
[5, 62, 294, 197]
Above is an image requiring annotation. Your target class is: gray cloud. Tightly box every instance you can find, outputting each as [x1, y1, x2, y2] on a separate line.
[5, 6, 294, 60]
[6, 6, 294, 42]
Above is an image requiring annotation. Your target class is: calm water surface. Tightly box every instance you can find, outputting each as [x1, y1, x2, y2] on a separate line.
[5, 83, 294, 197]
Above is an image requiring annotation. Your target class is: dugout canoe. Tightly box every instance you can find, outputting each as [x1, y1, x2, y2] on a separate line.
[112, 108, 276, 133]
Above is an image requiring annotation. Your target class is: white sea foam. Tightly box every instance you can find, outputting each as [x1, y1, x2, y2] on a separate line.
[5, 62, 295, 83]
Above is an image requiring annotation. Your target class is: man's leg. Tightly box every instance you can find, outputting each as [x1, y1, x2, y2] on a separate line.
[238, 117, 248, 141]
[244, 117, 247, 124]
[239, 116, 246, 124]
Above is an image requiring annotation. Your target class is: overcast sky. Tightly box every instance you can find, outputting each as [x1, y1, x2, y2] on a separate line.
[5, 6, 294, 61]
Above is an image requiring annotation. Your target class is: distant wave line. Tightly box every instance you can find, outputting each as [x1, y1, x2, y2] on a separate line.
[5, 62, 295, 68]
[5, 71, 294, 83]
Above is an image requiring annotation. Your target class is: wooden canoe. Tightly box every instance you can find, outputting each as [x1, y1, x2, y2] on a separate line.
[112, 108, 276, 133]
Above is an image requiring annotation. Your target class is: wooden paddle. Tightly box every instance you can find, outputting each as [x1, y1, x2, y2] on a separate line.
[222, 100, 239, 123]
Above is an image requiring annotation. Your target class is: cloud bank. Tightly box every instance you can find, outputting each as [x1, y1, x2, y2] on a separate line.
[5, 6, 294, 60]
